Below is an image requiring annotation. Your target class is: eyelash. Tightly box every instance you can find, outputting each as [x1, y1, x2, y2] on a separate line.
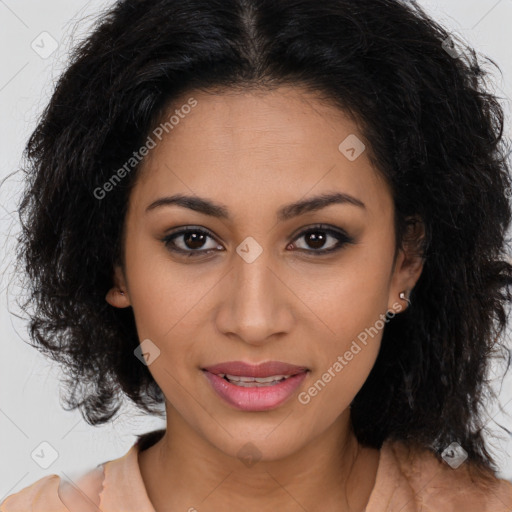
[161, 224, 355, 258]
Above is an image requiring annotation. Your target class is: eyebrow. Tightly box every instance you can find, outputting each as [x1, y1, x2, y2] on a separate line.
[145, 191, 366, 222]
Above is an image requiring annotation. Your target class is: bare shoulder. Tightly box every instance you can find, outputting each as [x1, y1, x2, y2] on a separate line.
[0, 474, 65, 511]
[59, 465, 105, 510]
[0, 465, 105, 512]
[387, 439, 512, 511]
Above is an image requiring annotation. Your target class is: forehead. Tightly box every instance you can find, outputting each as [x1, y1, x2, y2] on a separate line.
[131, 86, 394, 221]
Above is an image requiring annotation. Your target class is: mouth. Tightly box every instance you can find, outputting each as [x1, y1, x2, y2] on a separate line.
[213, 373, 297, 387]
[201, 361, 309, 411]
[202, 360, 309, 378]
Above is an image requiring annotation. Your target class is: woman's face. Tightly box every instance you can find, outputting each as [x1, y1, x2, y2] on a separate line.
[107, 85, 423, 460]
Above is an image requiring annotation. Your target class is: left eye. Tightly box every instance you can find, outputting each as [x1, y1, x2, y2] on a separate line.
[162, 224, 353, 257]
[289, 226, 352, 253]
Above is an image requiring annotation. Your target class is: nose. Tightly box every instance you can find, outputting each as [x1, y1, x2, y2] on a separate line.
[215, 246, 295, 346]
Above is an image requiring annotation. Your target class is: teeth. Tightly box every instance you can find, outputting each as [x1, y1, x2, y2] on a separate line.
[222, 374, 292, 382]
[228, 380, 282, 387]
[217, 373, 293, 386]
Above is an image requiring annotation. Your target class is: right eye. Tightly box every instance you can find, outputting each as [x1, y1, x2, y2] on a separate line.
[162, 227, 224, 257]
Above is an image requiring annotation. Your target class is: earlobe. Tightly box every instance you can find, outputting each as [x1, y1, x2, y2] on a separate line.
[105, 266, 131, 308]
[105, 287, 131, 308]
[388, 216, 426, 313]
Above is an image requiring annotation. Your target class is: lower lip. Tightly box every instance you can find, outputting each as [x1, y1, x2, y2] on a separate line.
[202, 370, 308, 411]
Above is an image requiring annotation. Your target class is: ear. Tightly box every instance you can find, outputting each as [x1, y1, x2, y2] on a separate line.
[105, 265, 131, 308]
[387, 216, 426, 314]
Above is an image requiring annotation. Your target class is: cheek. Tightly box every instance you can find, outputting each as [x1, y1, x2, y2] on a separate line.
[300, 244, 393, 342]
[123, 230, 209, 339]
[311, 279, 386, 393]
[298, 302, 385, 426]
[298, 237, 392, 401]
[297, 341, 380, 434]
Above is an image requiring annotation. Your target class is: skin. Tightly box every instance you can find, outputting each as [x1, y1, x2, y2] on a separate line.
[106, 85, 424, 512]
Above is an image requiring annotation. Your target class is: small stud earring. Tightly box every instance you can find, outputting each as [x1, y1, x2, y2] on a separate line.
[119, 290, 125, 296]
[399, 291, 411, 306]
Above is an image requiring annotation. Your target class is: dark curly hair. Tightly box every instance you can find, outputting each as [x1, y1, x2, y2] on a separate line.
[13, 0, 512, 476]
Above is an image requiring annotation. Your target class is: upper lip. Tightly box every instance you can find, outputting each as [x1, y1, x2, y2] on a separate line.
[202, 361, 308, 378]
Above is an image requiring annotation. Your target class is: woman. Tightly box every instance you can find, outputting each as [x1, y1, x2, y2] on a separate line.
[2, 0, 512, 510]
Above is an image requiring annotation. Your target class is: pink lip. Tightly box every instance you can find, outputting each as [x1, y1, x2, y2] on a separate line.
[202, 360, 308, 378]
[201, 361, 309, 411]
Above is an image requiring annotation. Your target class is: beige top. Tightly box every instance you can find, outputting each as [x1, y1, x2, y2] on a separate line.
[2, 429, 512, 511]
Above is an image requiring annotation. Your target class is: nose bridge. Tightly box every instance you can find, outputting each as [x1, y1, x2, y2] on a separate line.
[217, 239, 293, 344]
[237, 248, 273, 302]
[234, 241, 279, 316]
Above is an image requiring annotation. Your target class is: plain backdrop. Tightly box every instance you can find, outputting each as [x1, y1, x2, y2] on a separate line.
[1, 0, 512, 501]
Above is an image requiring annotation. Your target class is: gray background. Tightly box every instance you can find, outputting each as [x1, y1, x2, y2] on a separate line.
[1, 0, 511, 500]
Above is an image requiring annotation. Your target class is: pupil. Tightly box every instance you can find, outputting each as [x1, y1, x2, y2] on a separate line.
[185, 232, 206, 249]
[307, 232, 325, 249]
